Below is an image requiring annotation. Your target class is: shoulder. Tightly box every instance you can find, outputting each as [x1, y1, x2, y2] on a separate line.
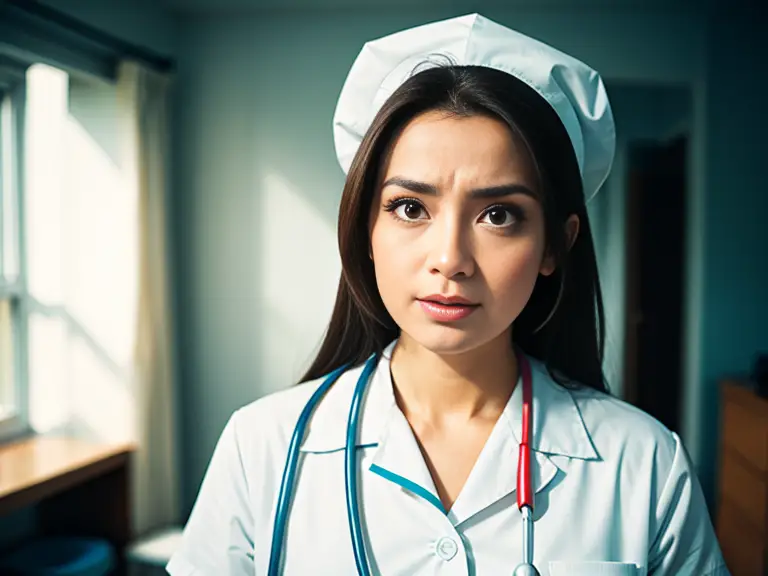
[531, 357, 680, 474]
[559, 376, 693, 514]
[227, 362, 368, 454]
[572, 385, 676, 452]
[554, 375, 726, 573]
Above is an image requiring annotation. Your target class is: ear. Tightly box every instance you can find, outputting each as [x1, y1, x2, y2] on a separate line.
[564, 214, 580, 251]
[540, 214, 580, 277]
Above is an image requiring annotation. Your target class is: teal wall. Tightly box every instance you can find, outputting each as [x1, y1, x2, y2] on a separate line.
[692, 6, 768, 504]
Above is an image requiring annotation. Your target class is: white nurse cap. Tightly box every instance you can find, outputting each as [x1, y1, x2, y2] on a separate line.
[333, 13, 615, 201]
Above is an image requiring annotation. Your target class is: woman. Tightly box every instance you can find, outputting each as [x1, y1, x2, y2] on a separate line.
[167, 14, 728, 576]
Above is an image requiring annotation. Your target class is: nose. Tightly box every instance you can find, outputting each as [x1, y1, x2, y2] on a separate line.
[425, 216, 475, 279]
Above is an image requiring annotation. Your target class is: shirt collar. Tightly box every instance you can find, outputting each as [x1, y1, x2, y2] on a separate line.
[299, 340, 397, 453]
[299, 338, 598, 461]
[507, 354, 599, 460]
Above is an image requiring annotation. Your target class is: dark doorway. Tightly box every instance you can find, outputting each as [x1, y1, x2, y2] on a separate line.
[623, 136, 687, 434]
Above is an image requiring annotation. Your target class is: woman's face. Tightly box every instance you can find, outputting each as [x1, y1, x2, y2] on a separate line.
[368, 110, 557, 355]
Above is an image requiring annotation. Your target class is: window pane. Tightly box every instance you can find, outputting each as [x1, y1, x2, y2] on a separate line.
[0, 298, 15, 419]
[26, 64, 66, 303]
[1, 93, 19, 284]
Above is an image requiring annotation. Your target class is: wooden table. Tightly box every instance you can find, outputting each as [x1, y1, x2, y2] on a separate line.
[0, 436, 135, 574]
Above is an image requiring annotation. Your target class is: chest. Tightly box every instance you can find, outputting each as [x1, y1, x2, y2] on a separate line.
[409, 420, 496, 512]
[253, 449, 650, 576]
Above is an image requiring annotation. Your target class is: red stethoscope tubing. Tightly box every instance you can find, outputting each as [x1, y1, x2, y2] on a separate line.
[516, 352, 534, 512]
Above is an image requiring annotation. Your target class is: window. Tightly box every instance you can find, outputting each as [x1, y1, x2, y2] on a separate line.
[0, 76, 28, 441]
[0, 62, 138, 444]
[0, 0, 156, 444]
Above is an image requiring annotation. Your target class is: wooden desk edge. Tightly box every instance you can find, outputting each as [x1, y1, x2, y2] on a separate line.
[0, 438, 136, 517]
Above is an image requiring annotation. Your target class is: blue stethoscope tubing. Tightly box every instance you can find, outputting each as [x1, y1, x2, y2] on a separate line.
[267, 361, 351, 576]
[267, 350, 536, 575]
[267, 357, 377, 576]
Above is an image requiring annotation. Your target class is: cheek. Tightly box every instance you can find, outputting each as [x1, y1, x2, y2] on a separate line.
[370, 207, 422, 264]
[370, 217, 399, 255]
[481, 240, 543, 311]
[369, 219, 416, 301]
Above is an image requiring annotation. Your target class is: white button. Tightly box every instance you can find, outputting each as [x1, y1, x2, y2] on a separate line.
[435, 536, 458, 561]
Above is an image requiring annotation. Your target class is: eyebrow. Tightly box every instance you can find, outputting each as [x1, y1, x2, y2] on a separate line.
[381, 176, 538, 200]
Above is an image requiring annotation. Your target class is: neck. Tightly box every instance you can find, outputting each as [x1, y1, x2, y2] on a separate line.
[389, 330, 518, 427]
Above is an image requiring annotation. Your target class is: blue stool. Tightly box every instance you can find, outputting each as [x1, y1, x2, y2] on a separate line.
[0, 537, 115, 576]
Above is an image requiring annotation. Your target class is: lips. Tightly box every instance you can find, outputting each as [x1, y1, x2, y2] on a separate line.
[419, 294, 478, 306]
[417, 295, 479, 322]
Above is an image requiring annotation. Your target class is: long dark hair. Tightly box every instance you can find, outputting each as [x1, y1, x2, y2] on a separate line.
[300, 65, 607, 393]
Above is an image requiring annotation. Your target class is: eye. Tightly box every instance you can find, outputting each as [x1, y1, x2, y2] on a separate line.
[384, 197, 429, 222]
[398, 202, 427, 221]
[479, 205, 519, 228]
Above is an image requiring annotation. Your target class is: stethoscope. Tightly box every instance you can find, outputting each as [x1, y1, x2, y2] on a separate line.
[267, 348, 539, 576]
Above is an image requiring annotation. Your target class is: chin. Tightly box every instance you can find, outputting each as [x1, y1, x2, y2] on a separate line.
[401, 321, 500, 356]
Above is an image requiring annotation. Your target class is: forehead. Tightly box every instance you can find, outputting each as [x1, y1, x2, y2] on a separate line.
[382, 111, 537, 188]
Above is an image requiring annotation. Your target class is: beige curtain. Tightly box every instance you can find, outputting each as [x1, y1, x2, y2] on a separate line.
[117, 60, 179, 537]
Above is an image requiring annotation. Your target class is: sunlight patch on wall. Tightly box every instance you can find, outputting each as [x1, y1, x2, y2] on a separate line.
[261, 172, 340, 386]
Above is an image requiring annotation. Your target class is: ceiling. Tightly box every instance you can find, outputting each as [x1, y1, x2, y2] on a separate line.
[160, 0, 701, 12]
